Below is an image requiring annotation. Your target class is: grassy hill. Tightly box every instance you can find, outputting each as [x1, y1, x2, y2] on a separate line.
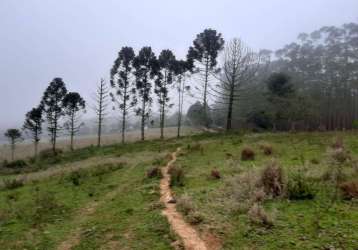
[0, 131, 357, 249]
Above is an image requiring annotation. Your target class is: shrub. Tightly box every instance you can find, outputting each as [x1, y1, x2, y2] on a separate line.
[329, 148, 351, 164]
[339, 180, 358, 200]
[210, 169, 221, 179]
[260, 161, 284, 198]
[248, 203, 274, 227]
[187, 143, 203, 154]
[146, 167, 162, 179]
[259, 143, 273, 156]
[3, 160, 28, 169]
[226, 170, 261, 213]
[241, 147, 255, 161]
[168, 165, 184, 187]
[287, 172, 316, 200]
[187, 212, 204, 225]
[39, 148, 63, 160]
[3, 178, 24, 190]
[310, 158, 320, 165]
[67, 170, 88, 186]
[176, 194, 194, 215]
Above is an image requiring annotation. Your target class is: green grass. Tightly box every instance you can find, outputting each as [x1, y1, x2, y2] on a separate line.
[1, 131, 358, 249]
[0, 146, 174, 249]
[174, 131, 358, 249]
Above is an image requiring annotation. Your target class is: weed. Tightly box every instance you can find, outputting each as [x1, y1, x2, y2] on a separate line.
[259, 143, 273, 156]
[168, 165, 184, 187]
[287, 172, 316, 200]
[339, 180, 358, 200]
[248, 203, 275, 228]
[146, 167, 162, 179]
[210, 169, 221, 179]
[176, 194, 194, 215]
[241, 147, 255, 161]
[260, 161, 285, 198]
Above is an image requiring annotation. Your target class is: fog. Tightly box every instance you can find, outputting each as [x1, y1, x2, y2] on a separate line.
[1, 0, 357, 128]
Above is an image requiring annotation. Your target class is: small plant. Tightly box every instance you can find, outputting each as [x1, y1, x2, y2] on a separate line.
[176, 194, 194, 215]
[187, 211, 204, 225]
[339, 180, 358, 200]
[3, 178, 24, 190]
[260, 161, 284, 198]
[67, 170, 87, 186]
[259, 143, 273, 155]
[210, 169, 221, 179]
[168, 165, 184, 187]
[310, 158, 320, 165]
[241, 147, 255, 161]
[39, 148, 63, 160]
[2, 160, 27, 169]
[146, 167, 162, 179]
[248, 203, 274, 227]
[287, 172, 316, 200]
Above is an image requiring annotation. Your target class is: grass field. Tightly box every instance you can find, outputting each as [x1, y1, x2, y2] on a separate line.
[0, 131, 357, 249]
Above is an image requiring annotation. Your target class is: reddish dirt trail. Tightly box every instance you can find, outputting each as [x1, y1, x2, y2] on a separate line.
[160, 148, 216, 250]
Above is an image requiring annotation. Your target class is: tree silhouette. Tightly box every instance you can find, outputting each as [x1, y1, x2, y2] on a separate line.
[133, 47, 157, 140]
[4, 129, 22, 161]
[173, 60, 193, 137]
[110, 46, 137, 143]
[187, 29, 224, 127]
[23, 106, 43, 158]
[41, 78, 68, 154]
[215, 38, 266, 130]
[155, 49, 177, 139]
[94, 78, 109, 147]
[63, 92, 86, 151]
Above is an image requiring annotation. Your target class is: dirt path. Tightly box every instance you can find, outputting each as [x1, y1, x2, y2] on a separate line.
[160, 148, 214, 250]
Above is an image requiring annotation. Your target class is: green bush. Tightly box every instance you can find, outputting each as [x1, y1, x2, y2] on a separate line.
[38, 148, 63, 160]
[3, 160, 28, 169]
[287, 172, 316, 200]
[168, 165, 184, 187]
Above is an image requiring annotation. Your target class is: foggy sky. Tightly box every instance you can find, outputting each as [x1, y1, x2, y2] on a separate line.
[1, 0, 358, 128]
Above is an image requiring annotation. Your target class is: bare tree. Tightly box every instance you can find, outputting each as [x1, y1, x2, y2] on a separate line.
[215, 38, 267, 130]
[94, 79, 109, 147]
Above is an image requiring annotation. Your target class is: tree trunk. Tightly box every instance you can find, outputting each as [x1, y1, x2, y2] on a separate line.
[160, 102, 165, 139]
[141, 97, 145, 141]
[121, 86, 127, 144]
[11, 140, 15, 161]
[70, 112, 74, 151]
[203, 57, 210, 127]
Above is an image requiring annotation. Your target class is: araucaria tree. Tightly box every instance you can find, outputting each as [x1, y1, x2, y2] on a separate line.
[174, 60, 192, 137]
[155, 49, 177, 139]
[23, 106, 43, 157]
[4, 129, 22, 161]
[41, 78, 68, 153]
[94, 78, 109, 147]
[216, 38, 265, 130]
[187, 29, 224, 127]
[133, 47, 157, 140]
[110, 46, 136, 143]
[63, 92, 86, 151]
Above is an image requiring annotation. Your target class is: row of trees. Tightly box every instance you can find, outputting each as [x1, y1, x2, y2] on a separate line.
[5, 23, 358, 160]
[5, 78, 86, 160]
[205, 23, 358, 131]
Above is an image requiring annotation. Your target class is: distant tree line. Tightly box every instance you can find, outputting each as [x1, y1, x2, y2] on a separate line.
[4, 22, 358, 160]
